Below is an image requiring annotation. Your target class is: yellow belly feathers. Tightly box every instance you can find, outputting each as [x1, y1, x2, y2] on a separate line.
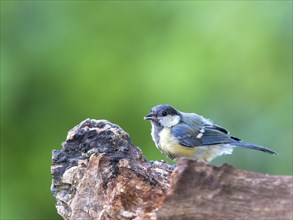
[158, 127, 233, 161]
[159, 127, 196, 157]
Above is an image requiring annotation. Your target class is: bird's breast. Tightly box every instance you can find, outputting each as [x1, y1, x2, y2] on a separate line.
[158, 127, 234, 161]
[158, 127, 196, 157]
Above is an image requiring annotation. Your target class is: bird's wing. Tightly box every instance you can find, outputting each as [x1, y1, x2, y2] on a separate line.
[171, 123, 237, 148]
[181, 112, 229, 133]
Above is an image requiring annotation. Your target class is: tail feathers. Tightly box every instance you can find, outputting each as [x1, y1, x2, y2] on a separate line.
[233, 141, 278, 155]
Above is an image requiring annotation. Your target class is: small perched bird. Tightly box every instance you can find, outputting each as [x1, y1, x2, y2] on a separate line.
[144, 104, 277, 162]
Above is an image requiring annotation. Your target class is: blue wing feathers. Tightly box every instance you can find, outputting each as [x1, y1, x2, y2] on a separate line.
[171, 121, 277, 155]
[171, 124, 235, 147]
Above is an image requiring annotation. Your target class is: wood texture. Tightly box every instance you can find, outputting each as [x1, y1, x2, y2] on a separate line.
[51, 119, 172, 219]
[157, 159, 293, 220]
[51, 119, 293, 220]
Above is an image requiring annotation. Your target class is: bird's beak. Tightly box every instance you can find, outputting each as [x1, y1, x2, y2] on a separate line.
[144, 113, 156, 121]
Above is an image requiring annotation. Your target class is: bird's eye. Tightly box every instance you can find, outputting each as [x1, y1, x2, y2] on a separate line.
[162, 111, 168, 116]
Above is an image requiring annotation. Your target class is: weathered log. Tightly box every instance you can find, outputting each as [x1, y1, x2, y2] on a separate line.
[51, 119, 293, 220]
[157, 159, 293, 220]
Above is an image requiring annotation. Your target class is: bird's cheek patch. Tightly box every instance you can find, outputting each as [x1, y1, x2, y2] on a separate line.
[160, 115, 180, 127]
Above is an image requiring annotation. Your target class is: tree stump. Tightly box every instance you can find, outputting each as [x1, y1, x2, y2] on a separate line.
[51, 119, 293, 220]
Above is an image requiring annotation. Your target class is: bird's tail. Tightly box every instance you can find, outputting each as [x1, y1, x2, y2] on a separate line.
[233, 141, 278, 155]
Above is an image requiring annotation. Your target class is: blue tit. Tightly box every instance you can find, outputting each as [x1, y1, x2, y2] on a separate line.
[144, 104, 277, 162]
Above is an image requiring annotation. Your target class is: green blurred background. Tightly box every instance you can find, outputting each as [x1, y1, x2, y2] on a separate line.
[1, 1, 292, 219]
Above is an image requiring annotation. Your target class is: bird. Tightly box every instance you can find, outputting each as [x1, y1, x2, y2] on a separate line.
[144, 104, 277, 162]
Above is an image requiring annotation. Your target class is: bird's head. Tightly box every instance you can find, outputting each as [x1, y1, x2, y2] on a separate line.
[144, 104, 181, 127]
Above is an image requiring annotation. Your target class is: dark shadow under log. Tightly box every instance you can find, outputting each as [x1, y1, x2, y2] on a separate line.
[51, 119, 293, 220]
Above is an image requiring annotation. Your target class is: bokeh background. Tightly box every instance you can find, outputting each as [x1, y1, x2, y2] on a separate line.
[1, 1, 292, 219]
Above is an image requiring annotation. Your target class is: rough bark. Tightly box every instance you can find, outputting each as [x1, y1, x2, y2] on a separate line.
[51, 119, 293, 220]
